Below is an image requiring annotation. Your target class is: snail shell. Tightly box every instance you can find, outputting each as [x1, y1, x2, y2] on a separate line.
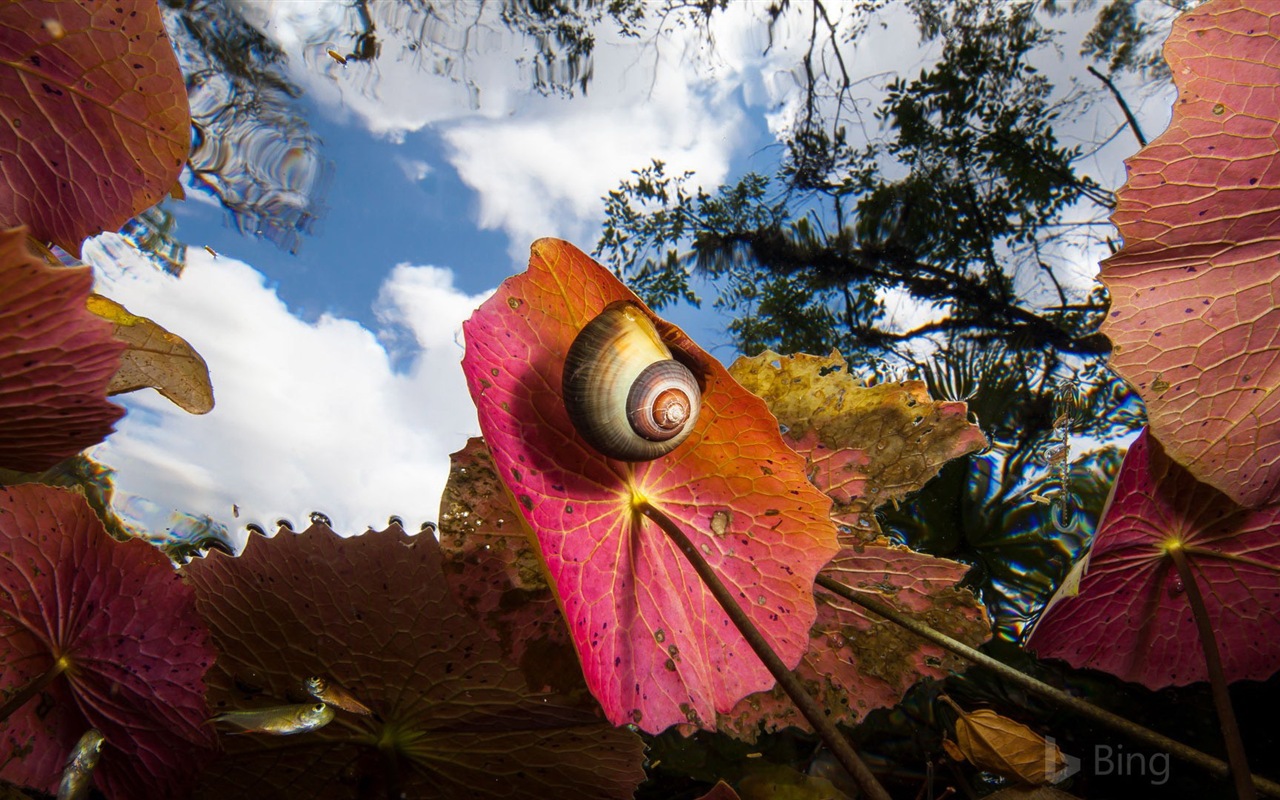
[563, 301, 702, 461]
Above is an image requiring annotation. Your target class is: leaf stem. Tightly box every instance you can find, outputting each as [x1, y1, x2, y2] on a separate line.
[1167, 544, 1256, 799]
[814, 574, 1280, 798]
[0, 655, 70, 725]
[639, 503, 891, 800]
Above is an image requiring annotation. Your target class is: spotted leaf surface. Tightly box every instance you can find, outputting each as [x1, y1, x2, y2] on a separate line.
[87, 293, 214, 414]
[1027, 430, 1280, 688]
[0, 0, 189, 253]
[439, 438, 587, 699]
[729, 351, 988, 509]
[719, 544, 987, 739]
[0, 228, 124, 472]
[0, 484, 215, 799]
[462, 239, 840, 733]
[1100, 0, 1280, 507]
[183, 523, 645, 800]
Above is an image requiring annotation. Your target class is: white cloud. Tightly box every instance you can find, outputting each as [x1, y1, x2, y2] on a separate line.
[394, 156, 432, 182]
[86, 236, 490, 536]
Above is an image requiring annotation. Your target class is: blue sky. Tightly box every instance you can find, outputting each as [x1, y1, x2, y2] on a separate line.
[81, 1, 1174, 541]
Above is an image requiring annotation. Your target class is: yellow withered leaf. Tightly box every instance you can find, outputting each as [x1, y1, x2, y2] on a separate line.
[941, 695, 1073, 785]
[87, 294, 214, 414]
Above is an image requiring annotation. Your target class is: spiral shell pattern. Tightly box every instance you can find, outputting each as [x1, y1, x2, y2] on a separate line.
[563, 302, 702, 461]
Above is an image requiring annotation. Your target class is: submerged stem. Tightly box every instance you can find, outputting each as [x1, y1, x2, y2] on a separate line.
[0, 655, 70, 725]
[639, 503, 892, 800]
[1167, 544, 1256, 800]
[814, 574, 1280, 798]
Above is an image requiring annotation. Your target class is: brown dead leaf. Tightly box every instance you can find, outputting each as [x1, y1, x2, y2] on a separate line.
[86, 294, 213, 414]
[941, 695, 1072, 785]
[729, 351, 987, 509]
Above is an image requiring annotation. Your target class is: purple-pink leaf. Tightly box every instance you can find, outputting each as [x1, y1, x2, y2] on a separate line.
[1027, 429, 1280, 688]
[0, 228, 124, 471]
[0, 0, 190, 254]
[462, 239, 840, 733]
[0, 484, 215, 799]
[1100, 0, 1280, 507]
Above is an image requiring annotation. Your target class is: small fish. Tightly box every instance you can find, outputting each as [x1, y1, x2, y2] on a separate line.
[212, 702, 334, 735]
[203, 244, 218, 258]
[306, 676, 372, 715]
[57, 729, 104, 800]
[327, 49, 347, 65]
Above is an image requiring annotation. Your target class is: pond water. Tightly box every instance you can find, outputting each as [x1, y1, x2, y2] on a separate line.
[82, 0, 1158, 564]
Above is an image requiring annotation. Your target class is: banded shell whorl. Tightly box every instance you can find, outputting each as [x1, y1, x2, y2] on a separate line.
[563, 301, 702, 461]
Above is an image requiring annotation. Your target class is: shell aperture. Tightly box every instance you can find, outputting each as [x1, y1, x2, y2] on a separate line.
[563, 301, 702, 461]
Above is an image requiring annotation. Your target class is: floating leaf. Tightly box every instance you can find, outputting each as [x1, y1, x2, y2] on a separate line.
[0, 228, 124, 471]
[439, 438, 587, 699]
[0, 484, 215, 798]
[710, 351, 989, 736]
[462, 239, 840, 733]
[1099, 0, 1280, 507]
[729, 351, 988, 510]
[719, 544, 987, 739]
[86, 293, 214, 414]
[183, 523, 646, 799]
[0, 0, 190, 254]
[1027, 429, 1280, 688]
[940, 696, 1072, 785]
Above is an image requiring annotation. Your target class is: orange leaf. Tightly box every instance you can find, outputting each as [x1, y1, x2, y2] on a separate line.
[461, 239, 841, 732]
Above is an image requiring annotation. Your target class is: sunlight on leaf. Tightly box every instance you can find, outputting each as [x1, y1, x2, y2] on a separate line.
[1027, 429, 1280, 688]
[715, 350, 989, 737]
[462, 239, 841, 733]
[0, 484, 215, 798]
[730, 351, 988, 510]
[183, 522, 646, 800]
[0, 0, 190, 254]
[87, 293, 214, 414]
[1100, 0, 1280, 507]
[0, 228, 124, 471]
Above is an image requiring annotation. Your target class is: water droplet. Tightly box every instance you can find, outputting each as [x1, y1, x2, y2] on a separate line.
[1169, 577, 1185, 597]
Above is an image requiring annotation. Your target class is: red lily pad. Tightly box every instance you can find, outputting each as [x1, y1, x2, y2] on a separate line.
[0, 0, 190, 254]
[462, 239, 841, 733]
[439, 438, 588, 699]
[1099, 0, 1280, 507]
[183, 523, 646, 800]
[0, 228, 125, 471]
[0, 484, 216, 798]
[1027, 429, 1280, 688]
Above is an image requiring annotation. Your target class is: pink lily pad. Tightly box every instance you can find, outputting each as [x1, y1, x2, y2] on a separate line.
[0, 228, 125, 471]
[1100, 0, 1280, 507]
[462, 239, 841, 733]
[0, 0, 190, 254]
[183, 523, 646, 799]
[0, 484, 216, 798]
[1027, 429, 1280, 688]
